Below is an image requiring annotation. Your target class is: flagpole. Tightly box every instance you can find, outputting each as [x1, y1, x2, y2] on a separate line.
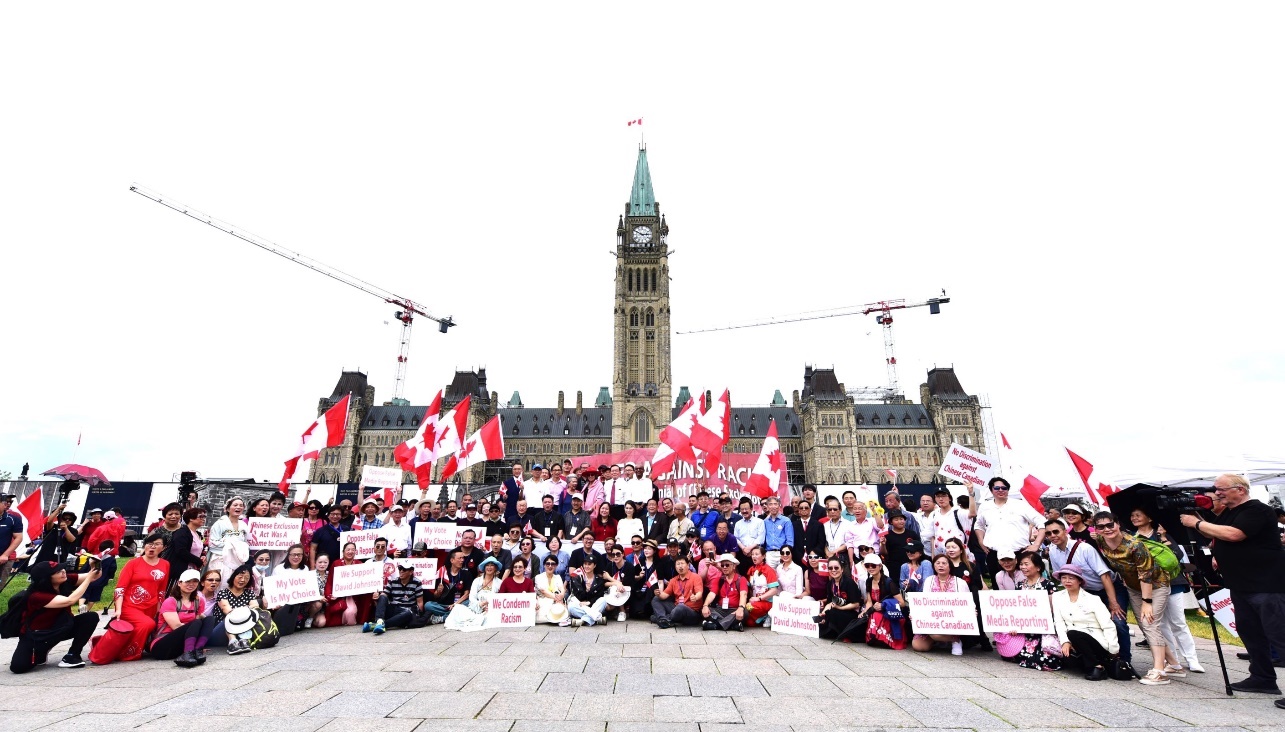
[72, 430, 81, 461]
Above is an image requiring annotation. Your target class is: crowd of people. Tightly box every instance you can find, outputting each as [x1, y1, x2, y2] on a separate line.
[3, 465, 1284, 710]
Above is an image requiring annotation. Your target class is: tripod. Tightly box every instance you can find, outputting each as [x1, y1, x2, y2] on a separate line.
[1179, 530, 1233, 696]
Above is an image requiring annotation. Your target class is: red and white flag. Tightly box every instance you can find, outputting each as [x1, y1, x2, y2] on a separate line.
[279, 394, 350, 489]
[441, 415, 505, 482]
[1064, 447, 1120, 506]
[17, 488, 44, 542]
[627, 118, 643, 126]
[886, 468, 899, 483]
[653, 395, 704, 475]
[690, 389, 731, 473]
[1019, 474, 1050, 515]
[394, 390, 443, 481]
[432, 395, 471, 460]
[743, 420, 782, 498]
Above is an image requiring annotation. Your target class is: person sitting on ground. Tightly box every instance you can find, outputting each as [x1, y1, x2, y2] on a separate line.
[198, 570, 221, 617]
[446, 556, 502, 630]
[330, 541, 371, 625]
[149, 569, 219, 667]
[603, 546, 636, 621]
[817, 556, 865, 642]
[775, 546, 806, 598]
[535, 554, 569, 626]
[651, 554, 704, 628]
[702, 553, 748, 632]
[110, 532, 170, 662]
[9, 560, 101, 673]
[310, 554, 342, 628]
[1009, 552, 1063, 671]
[425, 548, 471, 624]
[912, 555, 970, 656]
[213, 564, 261, 654]
[993, 550, 1022, 590]
[944, 536, 992, 652]
[500, 557, 535, 593]
[1051, 564, 1122, 681]
[363, 560, 424, 634]
[863, 551, 907, 649]
[567, 556, 610, 626]
[745, 546, 780, 627]
[274, 543, 315, 632]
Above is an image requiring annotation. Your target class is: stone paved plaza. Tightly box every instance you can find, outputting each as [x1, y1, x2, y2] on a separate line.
[1, 622, 1281, 732]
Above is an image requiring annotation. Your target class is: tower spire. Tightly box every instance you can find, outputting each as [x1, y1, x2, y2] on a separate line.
[629, 145, 656, 217]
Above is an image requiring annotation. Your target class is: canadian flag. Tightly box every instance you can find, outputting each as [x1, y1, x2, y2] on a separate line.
[743, 420, 783, 498]
[441, 415, 505, 482]
[1019, 474, 1050, 515]
[653, 395, 704, 476]
[16, 488, 44, 543]
[690, 389, 731, 473]
[279, 394, 350, 489]
[1064, 447, 1121, 507]
[432, 395, 472, 460]
[627, 118, 643, 126]
[394, 391, 444, 488]
[886, 468, 899, 483]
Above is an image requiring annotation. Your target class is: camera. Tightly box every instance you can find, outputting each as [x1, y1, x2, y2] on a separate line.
[1153, 487, 1201, 513]
[811, 614, 825, 624]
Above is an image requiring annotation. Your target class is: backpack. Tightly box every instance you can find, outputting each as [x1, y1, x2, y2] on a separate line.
[247, 608, 280, 649]
[0, 588, 31, 639]
[1136, 535, 1181, 578]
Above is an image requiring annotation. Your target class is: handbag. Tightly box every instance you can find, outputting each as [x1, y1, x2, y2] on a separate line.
[1107, 657, 1140, 681]
[87, 618, 135, 665]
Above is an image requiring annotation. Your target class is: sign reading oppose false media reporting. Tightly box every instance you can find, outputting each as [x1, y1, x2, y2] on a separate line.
[907, 591, 979, 635]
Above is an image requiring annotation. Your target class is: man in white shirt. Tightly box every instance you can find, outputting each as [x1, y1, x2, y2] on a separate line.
[522, 464, 546, 509]
[843, 501, 882, 553]
[603, 465, 625, 519]
[620, 463, 654, 506]
[733, 501, 765, 571]
[821, 497, 855, 568]
[974, 476, 1045, 582]
[377, 504, 413, 556]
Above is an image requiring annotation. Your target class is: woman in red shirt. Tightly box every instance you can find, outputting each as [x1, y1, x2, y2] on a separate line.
[499, 557, 535, 593]
[9, 561, 101, 673]
[111, 532, 171, 662]
[591, 503, 617, 543]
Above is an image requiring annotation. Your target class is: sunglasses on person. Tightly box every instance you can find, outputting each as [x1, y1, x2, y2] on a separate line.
[631, 539, 642, 545]
[1046, 528, 1062, 535]
[780, 549, 792, 555]
[610, 552, 624, 558]
[828, 564, 843, 572]
[826, 507, 840, 512]
[1095, 521, 1116, 530]
[991, 486, 1010, 491]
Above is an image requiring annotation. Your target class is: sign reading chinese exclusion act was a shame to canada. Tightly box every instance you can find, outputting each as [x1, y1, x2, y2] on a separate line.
[248, 518, 304, 551]
[330, 562, 385, 598]
[262, 569, 324, 607]
[907, 592, 980, 635]
[768, 596, 820, 638]
[486, 593, 535, 628]
[937, 442, 996, 488]
[978, 590, 1054, 635]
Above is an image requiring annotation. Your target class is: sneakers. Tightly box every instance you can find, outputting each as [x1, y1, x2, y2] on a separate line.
[227, 639, 252, 655]
[1085, 666, 1107, 681]
[372, 620, 386, 635]
[950, 641, 963, 656]
[1163, 663, 1188, 678]
[617, 611, 628, 622]
[558, 618, 572, 627]
[655, 618, 672, 630]
[570, 618, 584, 628]
[1139, 669, 1170, 686]
[303, 617, 314, 629]
[1187, 659, 1205, 673]
[762, 617, 772, 629]
[1229, 679, 1282, 695]
[194, 648, 208, 665]
[58, 653, 85, 668]
[174, 651, 199, 668]
[428, 615, 445, 625]
[361, 622, 374, 633]
[702, 619, 718, 631]
[731, 621, 744, 632]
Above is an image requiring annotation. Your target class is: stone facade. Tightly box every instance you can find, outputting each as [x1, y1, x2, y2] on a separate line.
[308, 149, 986, 489]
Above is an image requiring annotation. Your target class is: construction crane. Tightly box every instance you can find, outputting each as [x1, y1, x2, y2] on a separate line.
[677, 291, 949, 397]
[130, 185, 456, 402]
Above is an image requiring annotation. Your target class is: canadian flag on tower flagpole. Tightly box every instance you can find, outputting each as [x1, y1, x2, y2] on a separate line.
[653, 395, 704, 476]
[743, 420, 782, 499]
[690, 389, 731, 473]
[440, 415, 506, 482]
[279, 394, 351, 489]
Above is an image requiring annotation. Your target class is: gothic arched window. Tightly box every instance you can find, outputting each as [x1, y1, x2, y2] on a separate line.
[628, 270, 634, 291]
[630, 309, 639, 327]
[634, 412, 649, 443]
[645, 309, 654, 327]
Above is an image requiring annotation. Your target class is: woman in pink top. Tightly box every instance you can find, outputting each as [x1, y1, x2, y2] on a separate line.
[149, 569, 219, 667]
[910, 554, 970, 656]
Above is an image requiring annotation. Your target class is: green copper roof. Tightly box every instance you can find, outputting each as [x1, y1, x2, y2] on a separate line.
[771, 390, 787, 407]
[595, 387, 613, 407]
[629, 146, 656, 217]
[675, 386, 692, 408]
[507, 391, 523, 408]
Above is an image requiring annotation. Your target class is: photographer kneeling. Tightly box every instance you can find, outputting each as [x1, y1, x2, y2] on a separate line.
[1180, 473, 1285, 704]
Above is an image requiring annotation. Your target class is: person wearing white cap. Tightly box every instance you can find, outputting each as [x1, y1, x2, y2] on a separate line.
[354, 499, 384, 531]
[701, 553, 748, 631]
[1060, 503, 1094, 542]
[377, 504, 412, 557]
[363, 560, 424, 635]
[1050, 563, 1121, 681]
[149, 569, 219, 667]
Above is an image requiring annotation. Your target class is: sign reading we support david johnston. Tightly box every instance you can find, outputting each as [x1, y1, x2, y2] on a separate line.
[978, 590, 1054, 635]
[486, 593, 535, 627]
[907, 591, 979, 635]
[330, 562, 385, 598]
[768, 596, 820, 638]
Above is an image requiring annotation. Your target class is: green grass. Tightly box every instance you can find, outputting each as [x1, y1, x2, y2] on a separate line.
[1, 563, 125, 614]
[1184, 608, 1243, 647]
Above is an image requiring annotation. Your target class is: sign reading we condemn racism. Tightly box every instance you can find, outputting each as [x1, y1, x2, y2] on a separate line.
[907, 592, 979, 635]
[937, 442, 996, 488]
[341, 529, 380, 560]
[768, 596, 820, 638]
[248, 518, 304, 551]
[486, 593, 535, 628]
[978, 590, 1054, 634]
[330, 562, 385, 598]
[262, 569, 324, 607]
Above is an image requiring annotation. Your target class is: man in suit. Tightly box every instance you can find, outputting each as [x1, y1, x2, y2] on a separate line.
[642, 498, 669, 543]
[499, 462, 525, 525]
[791, 498, 826, 560]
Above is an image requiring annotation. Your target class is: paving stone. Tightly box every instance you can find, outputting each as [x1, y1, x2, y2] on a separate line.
[837, 658, 925, 676]
[517, 656, 589, 673]
[138, 689, 260, 716]
[314, 718, 424, 732]
[320, 671, 416, 691]
[900, 676, 1003, 699]
[135, 716, 328, 732]
[445, 642, 511, 655]
[713, 659, 788, 676]
[608, 724, 698, 732]
[623, 644, 682, 657]
[757, 678, 842, 697]
[1, 712, 76, 731]
[1053, 698, 1185, 727]
[388, 691, 496, 719]
[893, 698, 1013, 728]
[776, 659, 854, 676]
[561, 643, 625, 657]
[384, 670, 478, 692]
[503, 642, 566, 656]
[653, 657, 719, 675]
[480, 692, 573, 720]
[55, 685, 193, 713]
[971, 676, 1091, 699]
[51, 713, 165, 730]
[700, 725, 792, 732]
[586, 656, 650, 675]
[541, 671, 617, 693]
[1131, 697, 1285, 727]
[688, 675, 767, 697]
[824, 675, 925, 699]
[617, 673, 690, 696]
[302, 691, 415, 717]
[681, 645, 745, 659]
[739, 645, 806, 660]
[972, 698, 1103, 727]
[564, 693, 655, 721]
[462, 671, 548, 693]
[411, 721, 515, 732]
[512, 723, 604, 732]
[653, 696, 742, 723]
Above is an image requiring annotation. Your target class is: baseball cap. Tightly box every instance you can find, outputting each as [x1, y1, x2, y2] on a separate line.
[104, 511, 117, 520]
[1061, 502, 1086, 515]
[862, 553, 882, 566]
[466, 503, 477, 510]
[391, 505, 406, 513]
[0, 494, 16, 502]
[397, 559, 416, 571]
[532, 463, 544, 470]
[997, 549, 1017, 560]
[178, 569, 202, 583]
[413, 541, 428, 552]
[362, 499, 378, 508]
[89, 507, 103, 514]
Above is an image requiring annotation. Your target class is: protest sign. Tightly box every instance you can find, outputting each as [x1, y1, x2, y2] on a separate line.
[907, 591, 979, 635]
[414, 522, 487, 551]
[768, 596, 820, 638]
[567, 447, 789, 505]
[248, 518, 304, 551]
[486, 593, 535, 628]
[263, 569, 324, 607]
[361, 465, 402, 490]
[1206, 589, 1239, 638]
[330, 562, 385, 598]
[341, 529, 380, 559]
[408, 558, 438, 587]
[937, 443, 996, 488]
[978, 590, 1054, 634]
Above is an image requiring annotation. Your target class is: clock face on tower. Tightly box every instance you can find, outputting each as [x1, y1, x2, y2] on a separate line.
[631, 225, 652, 245]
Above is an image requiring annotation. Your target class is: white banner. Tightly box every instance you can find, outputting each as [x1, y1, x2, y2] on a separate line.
[486, 592, 535, 627]
[414, 522, 486, 551]
[248, 517, 304, 551]
[978, 590, 1054, 634]
[814, 485, 879, 510]
[907, 591, 979, 635]
[768, 596, 820, 638]
[408, 558, 438, 587]
[341, 529, 380, 560]
[937, 442, 996, 488]
[1206, 589, 1239, 638]
[330, 562, 385, 598]
[361, 465, 402, 490]
[263, 569, 324, 607]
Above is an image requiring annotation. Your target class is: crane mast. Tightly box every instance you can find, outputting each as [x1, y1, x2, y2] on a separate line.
[130, 185, 455, 401]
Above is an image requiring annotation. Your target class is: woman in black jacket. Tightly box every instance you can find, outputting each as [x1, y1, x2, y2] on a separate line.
[163, 507, 207, 581]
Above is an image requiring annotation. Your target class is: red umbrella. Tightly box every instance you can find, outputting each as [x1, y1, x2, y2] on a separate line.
[41, 464, 111, 486]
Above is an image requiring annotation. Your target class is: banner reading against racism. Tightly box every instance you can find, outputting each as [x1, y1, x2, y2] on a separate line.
[1206, 589, 1239, 638]
[262, 569, 324, 607]
[937, 443, 996, 488]
[408, 558, 438, 587]
[907, 591, 979, 635]
[360, 465, 402, 490]
[341, 529, 380, 559]
[567, 448, 789, 505]
[330, 562, 385, 598]
[768, 596, 821, 638]
[486, 593, 535, 628]
[248, 518, 304, 551]
[978, 590, 1054, 634]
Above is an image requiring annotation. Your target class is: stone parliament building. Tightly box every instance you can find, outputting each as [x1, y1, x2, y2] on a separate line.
[309, 148, 985, 489]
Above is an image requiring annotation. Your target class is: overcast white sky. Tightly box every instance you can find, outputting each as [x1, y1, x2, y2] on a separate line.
[3, 3, 1282, 490]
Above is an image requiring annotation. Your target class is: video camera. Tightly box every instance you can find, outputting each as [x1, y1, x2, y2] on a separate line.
[178, 471, 200, 506]
[1152, 487, 1205, 513]
[55, 479, 82, 505]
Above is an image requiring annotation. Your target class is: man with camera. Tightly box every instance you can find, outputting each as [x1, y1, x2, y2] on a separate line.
[1181, 473, 1285, 704]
